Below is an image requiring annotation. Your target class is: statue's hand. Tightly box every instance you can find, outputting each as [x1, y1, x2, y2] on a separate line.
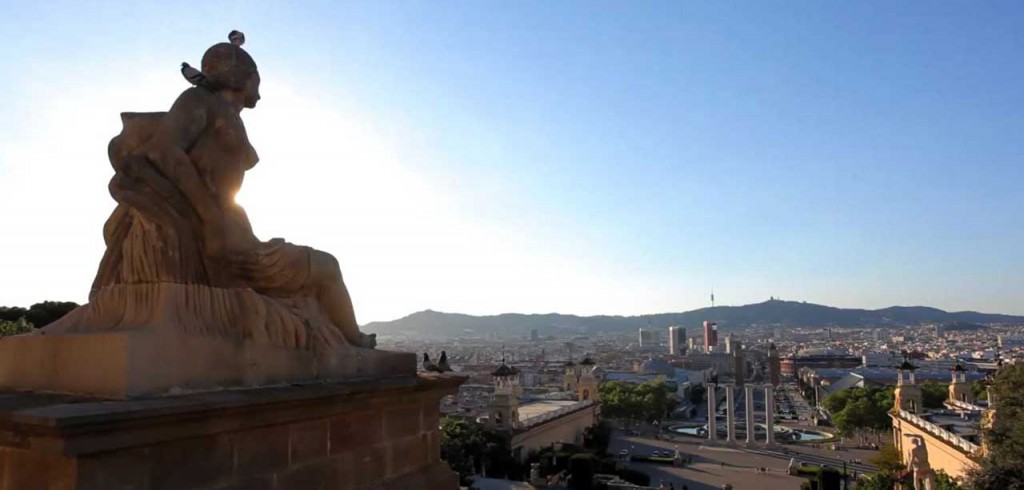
[359, 332, 377, 349]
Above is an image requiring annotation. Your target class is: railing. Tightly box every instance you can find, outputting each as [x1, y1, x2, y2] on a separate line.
[518, 399, 596, 430]
[898, 409, 981, 455]
[946, 399, 985, 412]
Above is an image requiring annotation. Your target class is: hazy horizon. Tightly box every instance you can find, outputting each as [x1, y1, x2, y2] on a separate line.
[2, 1, 1023, 322]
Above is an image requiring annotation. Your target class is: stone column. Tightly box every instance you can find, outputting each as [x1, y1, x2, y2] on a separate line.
[745, 384, 755, 445]
[764, 384, 776, 447]
[725, 384, 737, 443]
[707, 383, 717, 442]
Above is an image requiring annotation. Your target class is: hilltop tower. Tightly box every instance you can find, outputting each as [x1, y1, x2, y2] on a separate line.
[488, 361, 521, 432]
[894, 357, 923, 414]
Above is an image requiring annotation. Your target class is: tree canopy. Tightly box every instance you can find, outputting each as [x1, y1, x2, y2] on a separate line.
[822, 386, 894, 437]
[0, 301, 78, 328]
[921, 381, 951, 409]
[597, 380, 678, 423]
[965, 364, 1024, 489]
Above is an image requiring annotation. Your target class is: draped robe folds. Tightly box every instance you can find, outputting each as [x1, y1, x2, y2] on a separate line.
[44, 111, 351, 354]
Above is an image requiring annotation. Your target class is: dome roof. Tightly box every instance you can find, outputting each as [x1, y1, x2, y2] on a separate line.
[639, 358, 675, 377]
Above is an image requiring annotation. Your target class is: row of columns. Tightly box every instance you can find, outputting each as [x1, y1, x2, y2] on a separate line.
[706, 383, 775, 447]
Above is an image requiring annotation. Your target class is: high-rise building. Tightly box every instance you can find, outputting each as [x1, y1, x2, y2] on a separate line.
[638, 328, 655, 347]
[768, 343, 781, 386]
[668, 326, 686, 356]
[732, 340, 745, 384]
[725, 333, 735, 354]
[703, 321, 718, 352]
[530, 328, 539, 341]
[687, 337, 697, 351]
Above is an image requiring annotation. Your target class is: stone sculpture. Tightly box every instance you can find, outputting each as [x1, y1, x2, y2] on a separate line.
[42, 32, 375, 354]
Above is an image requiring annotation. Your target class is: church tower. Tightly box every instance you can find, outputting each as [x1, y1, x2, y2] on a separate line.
[947, 360, 973, 405]
[488, 361, 520, 432]
[894, 357, 923, 414]
[577, 356, 599, 401]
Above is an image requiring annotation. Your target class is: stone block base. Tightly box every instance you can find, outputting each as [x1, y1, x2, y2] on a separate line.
[0, 374, 464, 490]
[0, 331, 414, 398]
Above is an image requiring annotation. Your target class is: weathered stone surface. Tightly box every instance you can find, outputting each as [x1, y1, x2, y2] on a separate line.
[0, 375, 464, 490]
[0, 330, 415, 398]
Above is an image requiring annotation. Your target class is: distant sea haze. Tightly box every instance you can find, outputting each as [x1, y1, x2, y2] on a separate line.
[363, 299, 1023, 337]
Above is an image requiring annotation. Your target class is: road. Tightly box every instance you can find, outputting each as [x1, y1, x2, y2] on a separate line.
[608, 428, 879, 490]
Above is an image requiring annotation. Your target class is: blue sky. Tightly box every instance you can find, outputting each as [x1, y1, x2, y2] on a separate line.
[1, 1, 1022, 321]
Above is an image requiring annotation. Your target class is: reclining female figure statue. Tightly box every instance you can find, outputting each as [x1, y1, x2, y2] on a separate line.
[44, 34, 376, 352]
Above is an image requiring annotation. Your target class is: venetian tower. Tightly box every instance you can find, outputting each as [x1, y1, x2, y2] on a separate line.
[894, 357, 923, 414]
[577, 356, 599, 401]
[563, 359, 582, 392]
[947, 360, 973, 404]
[488, 360, 521, 431]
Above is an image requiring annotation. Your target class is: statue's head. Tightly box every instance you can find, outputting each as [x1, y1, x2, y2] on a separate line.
[201, 35, 260, 108]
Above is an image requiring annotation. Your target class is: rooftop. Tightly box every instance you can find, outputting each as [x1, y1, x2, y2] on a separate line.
[518, 400, 580, 423]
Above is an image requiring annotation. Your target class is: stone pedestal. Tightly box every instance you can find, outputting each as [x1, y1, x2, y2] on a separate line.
[0, 331, 415, 399]
[0, 373, 464, 490]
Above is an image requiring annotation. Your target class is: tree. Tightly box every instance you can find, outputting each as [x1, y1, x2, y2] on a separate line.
[869, 443, 905, 475]
[689, 384, 706, 405]
[568, 453, 596, 489]
[965, 364, 1024, 489]
[598, 380, 677, 423]
[817, 466, 842, 490]
[0, 319, 31, 337]
[24, 301, 78, 328]
[0, 306, 28, 322]
[440, 418, 487, 483]
[856, 473, 897, 490]
[921, 381, 950, 409]
[935, 470, 962, 490]
[583, 421, 612, 455]
[823, 387, 894, 437]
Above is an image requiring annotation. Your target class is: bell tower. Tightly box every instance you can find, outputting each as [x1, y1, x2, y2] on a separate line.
[894, 357, 923, 414]
[488, 360, 520, 432]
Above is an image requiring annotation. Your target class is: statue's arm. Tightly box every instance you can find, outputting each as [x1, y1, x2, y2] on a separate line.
[137, 89, 218, 222]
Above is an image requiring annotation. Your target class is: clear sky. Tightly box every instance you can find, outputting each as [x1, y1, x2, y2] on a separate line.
[1, 1, 1022, 323]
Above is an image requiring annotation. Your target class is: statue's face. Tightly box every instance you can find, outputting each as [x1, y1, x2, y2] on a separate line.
[243, 72, 261, 109]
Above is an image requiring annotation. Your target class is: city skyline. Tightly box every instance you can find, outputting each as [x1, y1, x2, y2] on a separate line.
[2, 1, 1023, 322]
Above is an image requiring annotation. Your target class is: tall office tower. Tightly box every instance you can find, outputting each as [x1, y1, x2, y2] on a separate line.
[668, 326, 687, 355]
[687, 337, 697, 351]
[725, 333, 735, 354]
[703, 321, 718, 352]
[768, 342, 781, 386]
[732, 340, 745, 384]
[638, 328, 655, 347]
[530, 328, 539, 341]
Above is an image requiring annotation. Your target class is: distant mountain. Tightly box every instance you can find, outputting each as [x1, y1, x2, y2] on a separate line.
[363, 300, 1024, 338]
